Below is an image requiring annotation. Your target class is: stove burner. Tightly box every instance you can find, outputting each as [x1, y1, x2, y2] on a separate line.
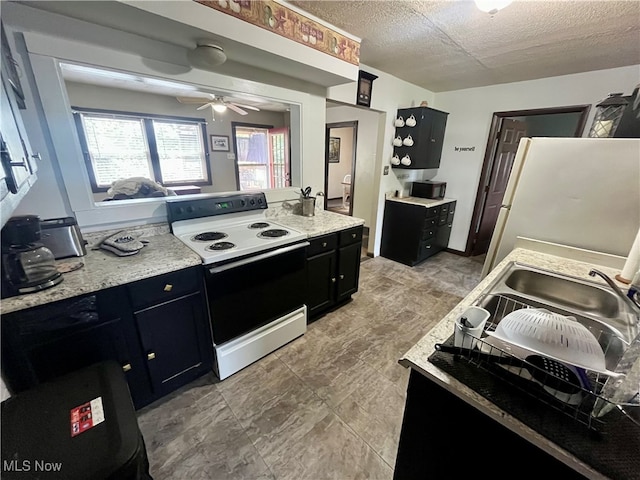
[193, 232, 227, 242]
[207, 241, 236, 251]
[258, 229, 289, 239]
[248, 222, 270, 229]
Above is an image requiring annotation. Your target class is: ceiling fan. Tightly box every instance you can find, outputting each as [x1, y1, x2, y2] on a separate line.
[176, 94, 260, 116]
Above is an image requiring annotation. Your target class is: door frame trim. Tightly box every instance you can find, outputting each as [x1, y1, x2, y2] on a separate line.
[230, 121, 275, 191]
[464, 105, 591, 256]
[325, 121, 358, 214]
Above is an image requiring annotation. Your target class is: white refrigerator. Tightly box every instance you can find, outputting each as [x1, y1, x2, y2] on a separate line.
[482, 137, 640, 276]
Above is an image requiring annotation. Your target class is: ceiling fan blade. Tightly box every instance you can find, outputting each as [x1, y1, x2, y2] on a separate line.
[232, 103, 260, 111]
[196, 103, 214, 111]
[176, 95, 214, 104]
[226, 103, 248, 115]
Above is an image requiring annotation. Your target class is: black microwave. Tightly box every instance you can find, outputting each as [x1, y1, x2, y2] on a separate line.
[411, 181, 446, 199]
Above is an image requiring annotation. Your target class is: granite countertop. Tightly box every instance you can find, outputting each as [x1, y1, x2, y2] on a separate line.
[1, 233, 201, 315]
[268, 208, 365, 238]
[386, 196, 455, 208]
[400, 248, 634, 479]
[1, 209, 364, 315]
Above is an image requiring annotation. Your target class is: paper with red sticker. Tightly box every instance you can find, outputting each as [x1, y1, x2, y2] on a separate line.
[70, 397, 105, 437]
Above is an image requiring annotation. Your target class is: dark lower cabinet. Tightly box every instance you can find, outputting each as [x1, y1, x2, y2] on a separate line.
[394, 369, 587, 479]
[306, 226, 363, 320]
[1, 265, 213, 409]
[381, 199, 456, 266]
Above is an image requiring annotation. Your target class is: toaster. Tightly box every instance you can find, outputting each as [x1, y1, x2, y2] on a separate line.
[40, 217, 87, 259]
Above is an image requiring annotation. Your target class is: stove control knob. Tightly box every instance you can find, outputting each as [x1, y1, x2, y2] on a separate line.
[250, 199, 255, 205]
[240, 200, 246, 207]
[257, 198, 263, 204]
[186, 206, 195, 213]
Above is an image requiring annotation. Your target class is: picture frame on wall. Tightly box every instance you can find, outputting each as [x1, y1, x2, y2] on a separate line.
[328, 137, 341, 163]
[210, 135, 230, 151]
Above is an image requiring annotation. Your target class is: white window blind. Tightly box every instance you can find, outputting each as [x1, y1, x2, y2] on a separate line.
[81, 116, 153, 187]
[153, 121, 208, 184]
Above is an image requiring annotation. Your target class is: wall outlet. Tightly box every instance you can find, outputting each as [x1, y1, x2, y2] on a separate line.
[227, 153, 236, 160]
[383, 165, 389, 175]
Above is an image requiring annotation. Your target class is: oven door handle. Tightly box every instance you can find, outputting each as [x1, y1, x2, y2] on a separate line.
[207, 241, 310, 274]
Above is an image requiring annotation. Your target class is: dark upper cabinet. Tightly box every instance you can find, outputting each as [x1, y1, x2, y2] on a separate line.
[393, 106, 449, 170]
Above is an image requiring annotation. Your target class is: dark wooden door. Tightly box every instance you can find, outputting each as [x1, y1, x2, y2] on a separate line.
[471, 119, 527, 255]
[307, 250, 337, 317]
[135, 291, 212, 396]
[336, 243, 361, 301]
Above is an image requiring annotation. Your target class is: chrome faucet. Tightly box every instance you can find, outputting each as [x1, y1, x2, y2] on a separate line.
[588, 269, 640, 312]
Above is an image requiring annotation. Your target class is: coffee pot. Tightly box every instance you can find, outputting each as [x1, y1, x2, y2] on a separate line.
[1, 215, 63, 298]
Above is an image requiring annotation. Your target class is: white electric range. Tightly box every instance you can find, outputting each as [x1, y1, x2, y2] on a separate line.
[167, 192, 308, 380]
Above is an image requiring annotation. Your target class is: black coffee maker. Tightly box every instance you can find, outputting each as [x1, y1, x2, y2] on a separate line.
[1, 215, 63, 298]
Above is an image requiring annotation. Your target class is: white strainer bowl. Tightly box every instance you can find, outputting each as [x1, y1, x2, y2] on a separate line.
[486, 308, 609, 374]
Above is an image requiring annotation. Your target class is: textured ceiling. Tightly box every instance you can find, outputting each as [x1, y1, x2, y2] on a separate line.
[289, 0, 640, 92]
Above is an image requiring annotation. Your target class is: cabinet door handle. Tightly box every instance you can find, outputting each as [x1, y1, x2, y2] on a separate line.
[164, 284, 173, 292]
[147, 352, 156, 361]
[322, 242, 327, 247]
[122, 363, 132, 372]
[331, 277, 336, 283]
[430, 138, 436, 142]
[340, 274, 345, 279]
[426, 245, 431, 249]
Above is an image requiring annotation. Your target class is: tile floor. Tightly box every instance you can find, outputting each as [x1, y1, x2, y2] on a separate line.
[137, 252, 484, 479]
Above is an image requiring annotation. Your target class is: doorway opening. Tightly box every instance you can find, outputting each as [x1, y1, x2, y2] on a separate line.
[231, 122, 290, 190]
[325, 121, 357, 217]
[466, 105, 591, 257]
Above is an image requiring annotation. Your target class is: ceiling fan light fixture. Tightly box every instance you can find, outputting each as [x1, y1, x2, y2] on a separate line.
[188, 42, 227, 69]
[474, 0, 513, 14]
[213, 103, 228, 113]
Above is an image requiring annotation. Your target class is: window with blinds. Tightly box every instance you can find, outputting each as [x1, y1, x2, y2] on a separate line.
[74, 109, 210, 192]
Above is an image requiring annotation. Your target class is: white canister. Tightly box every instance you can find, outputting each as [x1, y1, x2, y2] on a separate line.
[454, 307, 491, 349]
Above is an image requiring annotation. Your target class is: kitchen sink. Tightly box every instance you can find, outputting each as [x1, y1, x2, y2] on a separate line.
[504, 268, 621, 318]
[474, 262, 640, 372]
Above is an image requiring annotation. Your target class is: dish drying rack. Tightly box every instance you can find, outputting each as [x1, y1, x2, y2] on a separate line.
[446, 293, 640, 432]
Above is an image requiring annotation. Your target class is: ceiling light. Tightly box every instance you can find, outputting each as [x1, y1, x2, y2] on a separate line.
[188, 42, 227, 70]
[474, 0, 513, 14]
[213, 104, 227, 113]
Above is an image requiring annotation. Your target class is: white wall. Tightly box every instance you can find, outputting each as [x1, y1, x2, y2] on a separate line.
[64, 81, 287, 199]
[4, 2, 327, 231]
[328, 65, 436, 255]
[327, 127, 353, 199]
[433, 65, 640, 252]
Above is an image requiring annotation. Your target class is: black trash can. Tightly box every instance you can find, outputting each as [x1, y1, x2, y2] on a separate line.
[1, 361, 152, 479]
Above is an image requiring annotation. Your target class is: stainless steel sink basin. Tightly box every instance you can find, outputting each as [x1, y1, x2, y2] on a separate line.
[474, 262, 640, 371]
[504, 268, 621, 318]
